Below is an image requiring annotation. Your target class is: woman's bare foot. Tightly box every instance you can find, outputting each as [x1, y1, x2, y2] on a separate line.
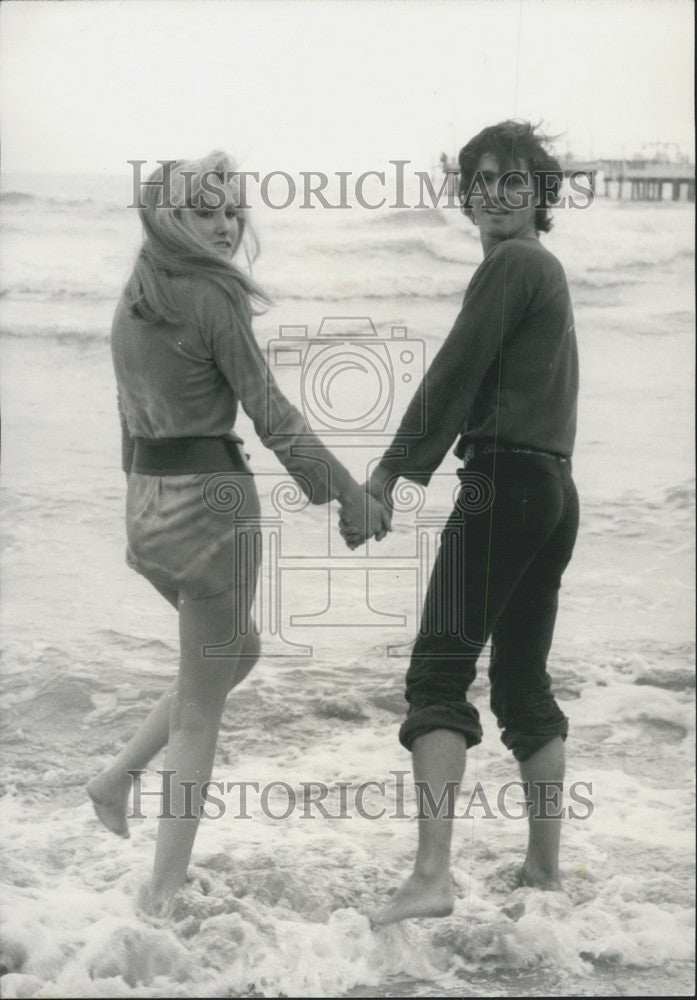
[86, 772, 131, 838]
[136, 881, 176, 920]
[517, 863, 563, 892]
[372, 871, 454, 927]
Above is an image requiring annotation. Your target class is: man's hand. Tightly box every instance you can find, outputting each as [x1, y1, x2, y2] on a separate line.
[338, 468, 396, 549]
[367, 465, 397, 512]
[338, 483, 392, 550]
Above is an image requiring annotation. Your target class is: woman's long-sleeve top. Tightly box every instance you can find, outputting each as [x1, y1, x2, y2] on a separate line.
[111, 275, 343, 503]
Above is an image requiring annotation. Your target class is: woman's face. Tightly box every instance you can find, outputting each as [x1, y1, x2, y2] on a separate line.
[178, 181, 242, 260]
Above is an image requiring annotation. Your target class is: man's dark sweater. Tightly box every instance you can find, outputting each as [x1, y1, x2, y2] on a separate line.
[378, 236, 578, 486]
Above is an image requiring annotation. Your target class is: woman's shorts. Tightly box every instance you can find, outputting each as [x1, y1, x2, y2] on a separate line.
[125, 470, 261, 600]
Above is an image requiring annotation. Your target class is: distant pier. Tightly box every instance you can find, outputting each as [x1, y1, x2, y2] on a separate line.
[599, 160, 695, 201]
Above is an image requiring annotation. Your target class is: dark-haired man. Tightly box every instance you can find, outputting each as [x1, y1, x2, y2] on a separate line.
[342, 121, 579, 925]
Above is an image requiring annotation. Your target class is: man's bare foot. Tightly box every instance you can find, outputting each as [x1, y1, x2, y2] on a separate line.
[372, 871, 454, 927]
[86, 774, 130, 839]
[517, 863, 563, 892]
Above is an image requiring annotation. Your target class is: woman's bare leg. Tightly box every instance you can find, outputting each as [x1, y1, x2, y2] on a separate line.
[373, 729, 467, 926]
[143, 588, 252, 916]
[86, 582, 179, 836]
[87, 576, 258, 838]
[87, 630, 259, 838]
[518, 736, 565, 890]
[87, 680, 177, 837]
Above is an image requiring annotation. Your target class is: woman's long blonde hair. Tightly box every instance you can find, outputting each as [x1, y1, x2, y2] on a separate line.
[124, 150, 270, 325]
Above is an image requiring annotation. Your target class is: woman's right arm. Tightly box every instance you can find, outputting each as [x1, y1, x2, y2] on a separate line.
[205, 287, 387, 535]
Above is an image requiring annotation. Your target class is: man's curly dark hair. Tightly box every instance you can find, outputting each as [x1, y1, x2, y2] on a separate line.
[458, 120, 563, 233]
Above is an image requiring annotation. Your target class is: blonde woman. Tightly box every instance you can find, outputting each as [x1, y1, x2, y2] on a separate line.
[87, 152, 389, 917]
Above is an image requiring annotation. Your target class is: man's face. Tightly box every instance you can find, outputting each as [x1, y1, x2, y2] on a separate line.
[469, 153, 538, 244]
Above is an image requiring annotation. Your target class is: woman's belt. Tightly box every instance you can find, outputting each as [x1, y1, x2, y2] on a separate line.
[131, 436, 252, 476]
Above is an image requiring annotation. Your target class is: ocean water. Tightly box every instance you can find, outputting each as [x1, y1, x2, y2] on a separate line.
[0, 172, 694, 997]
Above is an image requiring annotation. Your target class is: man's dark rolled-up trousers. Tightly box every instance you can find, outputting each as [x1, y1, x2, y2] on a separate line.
[399, 450, 579, 762]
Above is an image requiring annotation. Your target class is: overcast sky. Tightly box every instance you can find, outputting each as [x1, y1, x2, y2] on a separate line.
[1, 0, 693, 176]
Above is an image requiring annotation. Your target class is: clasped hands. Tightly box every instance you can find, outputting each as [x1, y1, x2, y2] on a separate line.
[338, 469, 395, 550]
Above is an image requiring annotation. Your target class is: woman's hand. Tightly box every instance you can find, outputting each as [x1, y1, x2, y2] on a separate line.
[338, 483, 392, 550]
